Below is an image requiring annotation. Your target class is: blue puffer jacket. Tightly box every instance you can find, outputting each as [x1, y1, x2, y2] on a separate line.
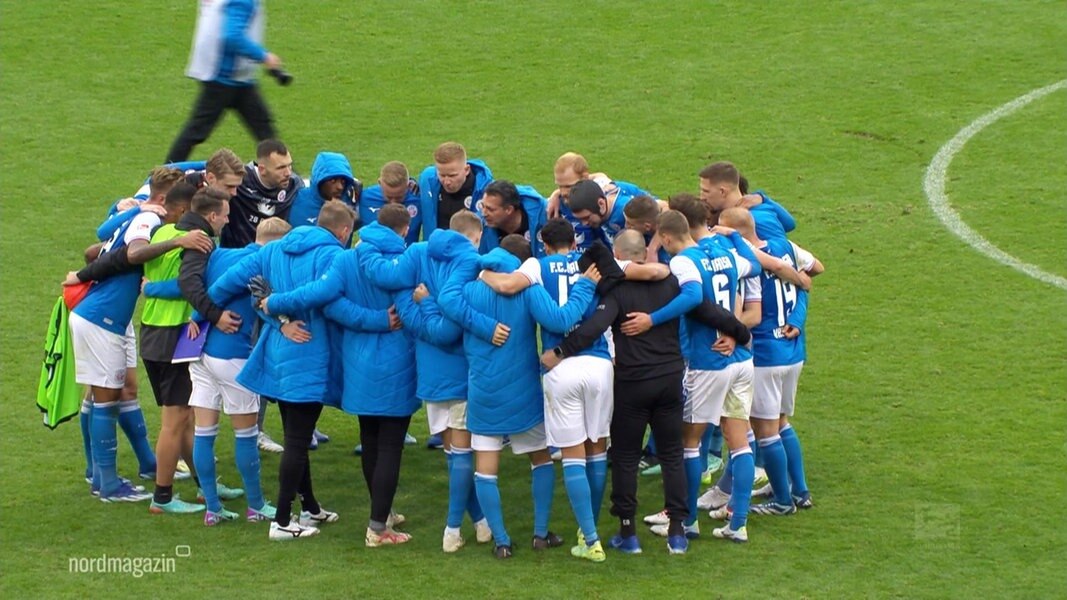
[288, 152, 358, 245]
[358, 229, 491, 403]
[478, 184, 548, 258]
[268, 222, 417, 417]
[456, 248, 596, 436]
[418, 159, 493, 239]
[208, 226, 345, 404]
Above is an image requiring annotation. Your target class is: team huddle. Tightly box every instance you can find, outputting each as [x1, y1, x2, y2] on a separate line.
[64, 140, 824, 561]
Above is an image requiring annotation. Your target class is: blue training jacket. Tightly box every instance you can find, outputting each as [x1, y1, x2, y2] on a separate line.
[208, 226, 345, 404]
[452, 248, 596, 436]
[288, 152, 358, 246]
[267, 222, 417, 417]
[200, 243, 260, 360]
[359, 178, 422, 246]
[478, 184, 549, 258]
[749, 191, 796, 241]
[358, 228, 490, 403]
[418, 159, 493, 239]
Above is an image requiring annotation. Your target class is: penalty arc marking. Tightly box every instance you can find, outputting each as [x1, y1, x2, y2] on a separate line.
[923, 79, 1067, 291]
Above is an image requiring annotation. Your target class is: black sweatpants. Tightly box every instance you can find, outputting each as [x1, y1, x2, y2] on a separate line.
[166, 81, 276, 163]
[358, 414, 412, 526]
[609, 371, 688, 524]
[275, 400, 323, 526]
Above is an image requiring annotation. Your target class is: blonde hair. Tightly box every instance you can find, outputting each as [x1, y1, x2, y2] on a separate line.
[379, 161, 409, 187]
[717, 207, 755, 237]
[449, 210, 483, 236]
[433, 142, 467, 165]
[318, 201, 357, 232]
[256, 217, 292, 244]
[206, 148, 244, 178]
[148, 167, 185, 196]
[554, 152, 589, 177]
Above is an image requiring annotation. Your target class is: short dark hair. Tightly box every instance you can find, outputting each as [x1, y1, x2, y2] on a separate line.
[377, 203, 411, 233]
[166, 181, 198, 211]
[738, 175, 749, 195]
[668, 193, 708, 228]
[484, 180, 521, 210]
[500, 234, 532, 262]
[191, 186, 228, 215]
[699, 161, 740, 186]
[568, 179, 605, 214]
[656, 210, 691, 238]
[623, 195, 659, 224]
[540, 218, 574, 251]
[256, 139, 289, 160]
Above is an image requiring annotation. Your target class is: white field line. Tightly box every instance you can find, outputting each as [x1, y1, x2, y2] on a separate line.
[923, 79, 1067, 291]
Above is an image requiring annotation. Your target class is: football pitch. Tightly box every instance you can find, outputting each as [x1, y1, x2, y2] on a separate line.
[1, 1, 1064, 597]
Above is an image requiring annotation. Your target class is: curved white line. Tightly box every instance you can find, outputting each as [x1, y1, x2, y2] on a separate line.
[923, 79, 1067, 291]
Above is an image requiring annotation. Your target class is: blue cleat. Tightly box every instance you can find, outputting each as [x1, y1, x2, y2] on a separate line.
[667, 534, 689, 555]
[608, 534, 643, 554]
[426, 433, 444, 450]
[98, 481, 152, 503]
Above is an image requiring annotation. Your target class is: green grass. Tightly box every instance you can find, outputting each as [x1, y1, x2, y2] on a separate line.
[2, 1, 1065, 598]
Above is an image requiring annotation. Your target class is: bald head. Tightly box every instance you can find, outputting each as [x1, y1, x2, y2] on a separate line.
[613, 230, 647, 262]
[718, 207, 756, 240]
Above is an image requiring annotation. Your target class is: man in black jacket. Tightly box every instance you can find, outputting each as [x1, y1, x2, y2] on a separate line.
[221, 139, 304, 248]
[541, 230, 749, 555]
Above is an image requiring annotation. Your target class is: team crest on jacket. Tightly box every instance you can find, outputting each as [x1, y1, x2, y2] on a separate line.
[524, 231, 531, 242]
[463, 196, 473, 209]
[407, 205, 418, 218]
[277, 189, 287, 203]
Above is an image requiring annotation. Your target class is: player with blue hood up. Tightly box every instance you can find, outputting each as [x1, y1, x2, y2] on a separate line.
[288, 151, 360, 245]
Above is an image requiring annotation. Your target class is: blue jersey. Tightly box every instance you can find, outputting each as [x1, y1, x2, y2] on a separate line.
[200, 244, 259, 360]
[73, 211, 162, 335]
[360, 179, 422, 246]
[675, 243, 752, 371]
[561, 179, 653, 251]
[601, 189, 636, 242]
[752, 237, 812, 367]
[560, 202, 598, 252]
[516, 252, 611, 361]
